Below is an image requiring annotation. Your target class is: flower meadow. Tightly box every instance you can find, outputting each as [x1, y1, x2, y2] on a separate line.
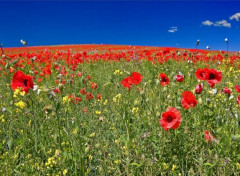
[0, 44, 240, 175]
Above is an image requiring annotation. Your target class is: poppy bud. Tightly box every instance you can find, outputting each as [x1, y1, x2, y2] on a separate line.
[175, 74, 184, 82]
[195, 84, 203, 94]
[223, 87, 231, 94]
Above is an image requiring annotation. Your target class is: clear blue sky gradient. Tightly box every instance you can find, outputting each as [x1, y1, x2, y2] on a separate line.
[0, 1, 240, 51]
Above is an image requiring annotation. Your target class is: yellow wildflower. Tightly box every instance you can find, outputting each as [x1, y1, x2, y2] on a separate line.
[236, 163, 240, 170]
[89, 155, 93, 161]
[13, 88, 21, 98]
[62, 96, 70, 104]
[132, 107, 139, 113]
[116, 93, 121, 99]
[113, 70, 122, 75]
[0, 115, 4, 123]
[163, 162, 168, 169]
[55, 149, 61, 157]
[228, 82, 233, 89]
[113, 94, 121, 103]
[15, 101, 26, 109]
[95, 111, 102, 115]
[172, 164, 177, 171]
[73, 128, 78, 135]
[90, 133, 96, 137]
[114, 160, 121, 164]
[114, 70, 120, 75]
[63, 169, 68, 175]
[19, 91, 26, 96]
[104, 99, 108, 105]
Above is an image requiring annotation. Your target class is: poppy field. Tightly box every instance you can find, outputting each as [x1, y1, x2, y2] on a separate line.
[0, 44, 240, 175]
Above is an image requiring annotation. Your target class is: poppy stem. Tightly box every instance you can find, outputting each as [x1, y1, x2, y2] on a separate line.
[30, 96, 38, 153]
[227, 43, 229, 55]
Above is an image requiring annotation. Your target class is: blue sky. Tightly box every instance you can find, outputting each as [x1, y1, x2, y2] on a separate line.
[0, 1, 240, 51]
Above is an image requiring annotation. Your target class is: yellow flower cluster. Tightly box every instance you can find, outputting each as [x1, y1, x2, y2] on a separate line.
[15, 101, 26, 109]
[113, 93, 121, 103]
[113, 70, 123, 75]
[13, 88, 25, 98]
[0, 115, 5, 123]
[132, 107, 139, 114]
[104, 99, 108, 105]
[62, 96, 70, 104]
[95, 111, 102, 115]
[45, 149, 61, 168]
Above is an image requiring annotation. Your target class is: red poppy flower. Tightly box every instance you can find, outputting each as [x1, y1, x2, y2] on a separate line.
[11, 71, 33, 93]
[70, 73, 75, 78]
[71, 65, 77, 71]
[175, 74, 184, 82]
[9, 67, 15, 73]
[96, 94, 102, 100]
[75, 97, 81, 103]
[77, 72, 82, 77]
[90, 82, 97, 89]
[237, 95, 240, 107]
[53, 88, 61, 94]
[204, 130, 216, 143]
[37, 78, 42, 83]
[159, 107, 181, 131]
[195, 68, 209, 81]
[235, 85, 240, 93]
[54, 64, 60, 71]
[195, 84, 203, 94]
[83, 107, 87, 114]
[86, 92, 94, 101]
[206, 69, 222, 88]
[69, 94, 81, 103]
[87, 75, 91, 80]
[79, 88, 86, 95]
[159, 73, 170, 86]
[181, 91, 198, 109]
[121, 76, 133, 91]
[223, 87, 231, 94]
[131, 72, 142, 85]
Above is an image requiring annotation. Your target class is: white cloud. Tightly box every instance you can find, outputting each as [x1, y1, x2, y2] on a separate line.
[202, 19, 231, 28]
[168, 26, 178, 33]
[202, 20, 214, 26]
[230, 12, 240, 21]
[214, 20, 231, 28]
